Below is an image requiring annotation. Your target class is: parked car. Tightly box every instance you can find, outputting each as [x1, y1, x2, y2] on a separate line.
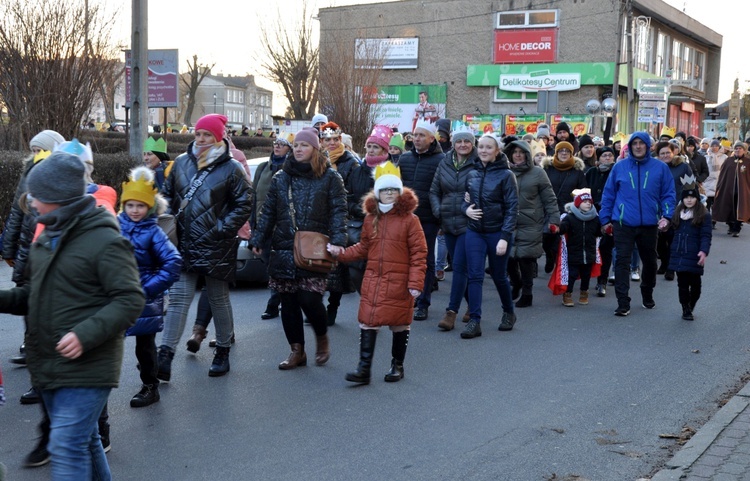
[234, 155, 272, 284]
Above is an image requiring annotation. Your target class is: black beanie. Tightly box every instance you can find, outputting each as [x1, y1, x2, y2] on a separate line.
[556, 122, 571, 134]
[578, 134, 594, 149]
[435, 118, 451, 136]
[597, 146, 616, 159]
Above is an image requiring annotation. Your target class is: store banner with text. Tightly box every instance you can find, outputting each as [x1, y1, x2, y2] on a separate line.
[366, 85, 447, 134]
[125, 49, 179, 108]
[504, 115, 546, 136]
[494, 29, 558, 64]
[549, 115, 591, 137]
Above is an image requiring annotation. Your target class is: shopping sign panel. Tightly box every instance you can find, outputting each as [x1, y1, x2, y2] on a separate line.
[125, 49, 179, 108]
[493, 29, 558, 63]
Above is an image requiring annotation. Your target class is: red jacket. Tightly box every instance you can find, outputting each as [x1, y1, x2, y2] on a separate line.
[338, 188, 427, 327]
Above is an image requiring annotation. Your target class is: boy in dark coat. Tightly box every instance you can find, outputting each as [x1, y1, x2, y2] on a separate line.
[558, 189, 601, 306]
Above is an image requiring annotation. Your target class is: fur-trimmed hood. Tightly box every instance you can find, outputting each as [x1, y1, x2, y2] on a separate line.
[363, 187, 418, 216]
[540, 155, 587, 171]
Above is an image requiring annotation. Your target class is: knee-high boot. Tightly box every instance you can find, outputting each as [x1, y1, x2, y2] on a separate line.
[345, 329, 377, 384]
[384, 330, 409, 382]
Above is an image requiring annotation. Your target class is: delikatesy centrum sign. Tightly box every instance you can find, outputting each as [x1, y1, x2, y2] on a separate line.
[500, 70, 580, 92]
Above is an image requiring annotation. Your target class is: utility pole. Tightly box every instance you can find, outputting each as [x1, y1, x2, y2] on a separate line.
[626, 0, 635, 133]
[130, 0, 148, 160]
[607, 0, 625, 141]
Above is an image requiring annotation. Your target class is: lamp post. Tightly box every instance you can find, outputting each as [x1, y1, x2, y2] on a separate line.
[213, 93, 217, 114]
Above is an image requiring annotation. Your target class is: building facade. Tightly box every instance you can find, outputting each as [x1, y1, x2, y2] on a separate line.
[187, 74, 274, 130]
[319, 0, 721, 139]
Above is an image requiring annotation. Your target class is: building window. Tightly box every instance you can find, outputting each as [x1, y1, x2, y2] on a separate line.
[239, 91, 244, 103]
[633, 22, 652, 72]
[693, 50, 704, 89]
[671, 40, 682, 78]
[496, 9, 558, 29]
[655, 32, 668, 77]
[681, 46, 692, 81]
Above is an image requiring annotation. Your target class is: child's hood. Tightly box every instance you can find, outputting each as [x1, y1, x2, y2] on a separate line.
[363, 187, 418, 216]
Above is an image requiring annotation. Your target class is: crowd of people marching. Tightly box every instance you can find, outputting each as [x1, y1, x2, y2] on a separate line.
[1, 111, 747, 479]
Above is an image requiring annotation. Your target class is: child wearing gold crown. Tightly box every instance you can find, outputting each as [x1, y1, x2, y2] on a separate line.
[668, 177, 712, 320]
[119, 166, 182, 407]
[328, 162, 427, 384]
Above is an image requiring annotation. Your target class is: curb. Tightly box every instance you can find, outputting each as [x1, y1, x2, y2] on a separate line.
[649, 382, 750, 480]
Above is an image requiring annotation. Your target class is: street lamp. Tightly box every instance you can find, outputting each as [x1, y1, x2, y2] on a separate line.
[213, 93, 217, 114]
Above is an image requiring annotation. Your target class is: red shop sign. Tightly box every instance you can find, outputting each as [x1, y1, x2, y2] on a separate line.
[494, 29, 558, 64]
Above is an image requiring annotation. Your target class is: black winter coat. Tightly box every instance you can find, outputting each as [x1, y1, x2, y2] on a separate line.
[2, 157, 36, 285]
[346, 162, 375, 224]
[542, 157, 588, 213]
[162, 140, 253, 282]
[429, 148, 478, 236]
[250, 158, 348, 280]
[463, 154, 518, 241]
[331, 150, 358, 186]
[559, 207, 601, 266]
[689, 151, 709, 184]
[585, 165, 613, 211]
[668, 212, 712, 275]
[399, 139, 445, 224]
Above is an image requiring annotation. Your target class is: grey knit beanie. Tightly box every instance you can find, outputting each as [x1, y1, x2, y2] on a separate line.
[29, 130, 65, 152]
[26, 152, 86, 205]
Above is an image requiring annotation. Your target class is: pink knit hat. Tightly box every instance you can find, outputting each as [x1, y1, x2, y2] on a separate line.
[366, 125, 393, 151]
[294, 128, 320, 150]
[195, 114, 228, 142]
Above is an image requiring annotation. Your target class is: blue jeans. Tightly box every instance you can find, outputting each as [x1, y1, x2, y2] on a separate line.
[161, 271, 235, 350]
[436, 234, 448, 270]
[465, 229, 514, 322]
[444, 232, 468, 312]
[416, 222, 439, 310]
[41, 387, 112, 481]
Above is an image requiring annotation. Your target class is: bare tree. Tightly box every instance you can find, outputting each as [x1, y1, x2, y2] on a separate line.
[180, 55, 214, 126]
[98, 60, 125, 125]
[258, 1, 319, 120]
[0, 0, 121, 147]
[319, 31, 387, 152]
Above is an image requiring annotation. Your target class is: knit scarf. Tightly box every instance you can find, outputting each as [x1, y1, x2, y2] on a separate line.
[193, 142, 226, 170]
[36, 195, 96, 237]
[598, 162, 613, 173]
[568, 203, 598, 222]
[328, 143, 346, 167]
[680, 209, 694, 221]
[553, 155, 575, 171]
[378, 201, 394, 213]
[453, 151, 472, 170]
[365, 153, 389, 167]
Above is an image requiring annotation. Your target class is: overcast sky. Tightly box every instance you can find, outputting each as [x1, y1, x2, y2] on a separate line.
[107, 0, 744, 114]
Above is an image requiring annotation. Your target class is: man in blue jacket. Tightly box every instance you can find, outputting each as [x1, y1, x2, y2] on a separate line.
[599, 132, 676, 316]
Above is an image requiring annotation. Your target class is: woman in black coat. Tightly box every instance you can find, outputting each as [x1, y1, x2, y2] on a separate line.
[251, 128, 348, 370]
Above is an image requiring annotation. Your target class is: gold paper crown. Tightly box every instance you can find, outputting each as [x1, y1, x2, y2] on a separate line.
[33, 150, 52, 164]
[721, 139, 732, 149]
[660, 126, 676, 138]
[121, 170, 158, 208]
[144, 137, 167, 154]
[374, 161, 401, 181]
[612, 132, 626, 143]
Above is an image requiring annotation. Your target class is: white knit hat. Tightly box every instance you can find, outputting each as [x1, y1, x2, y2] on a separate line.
[373, 161, 403, 195]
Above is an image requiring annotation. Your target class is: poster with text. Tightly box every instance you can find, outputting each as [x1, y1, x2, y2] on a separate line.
[458, 115, 504, 136]
[549, 114, 591, 137]
[367, 85, 447, 134]
[504, 115, 545, 137]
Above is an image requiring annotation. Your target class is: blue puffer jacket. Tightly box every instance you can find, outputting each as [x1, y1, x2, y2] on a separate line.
[599, 132, 676, 227]
[118, 213, 182, 336]
[668, 212, 712, 275]
[462, 153, 519, 241]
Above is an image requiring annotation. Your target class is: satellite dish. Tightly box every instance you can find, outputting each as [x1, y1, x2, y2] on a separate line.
[585, 99, 601, 114]
[602, 98, 617, 114]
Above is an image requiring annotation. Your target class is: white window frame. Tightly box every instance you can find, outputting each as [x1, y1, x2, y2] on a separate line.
[495, 9, 558, 29]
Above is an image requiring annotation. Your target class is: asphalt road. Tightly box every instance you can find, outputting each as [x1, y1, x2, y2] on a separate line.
[1, 230, 748, 481]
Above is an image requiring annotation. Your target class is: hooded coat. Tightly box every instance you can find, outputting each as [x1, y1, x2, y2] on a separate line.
[541, 155, 588, 213]
[429, 147, 479, 236]
[668, 212, 712, 275]
[162, 139, 253, 282]
[398, 139, 445, 224]
[665, 154, 695, 201]
[337, 188, 427, 327]
[505, 141, 559, 258]
[712, 151, 750, 223]
[599, 132, 676, 227]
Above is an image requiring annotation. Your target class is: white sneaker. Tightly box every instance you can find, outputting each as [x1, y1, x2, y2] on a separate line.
[630, 269, 640, 282]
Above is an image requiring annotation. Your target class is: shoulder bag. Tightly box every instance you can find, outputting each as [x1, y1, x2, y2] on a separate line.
[288, 184, 338, 274]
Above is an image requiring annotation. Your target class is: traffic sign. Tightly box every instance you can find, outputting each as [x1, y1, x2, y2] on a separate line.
[671, 79, 697, 88]
[638, 78, 671, 87]
[640, 93, 668, 101]
[639, 100, 667, 108]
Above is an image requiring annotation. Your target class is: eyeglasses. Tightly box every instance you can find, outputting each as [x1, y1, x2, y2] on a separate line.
[273, 141, 288, 147]
[380, 188, 399, 194]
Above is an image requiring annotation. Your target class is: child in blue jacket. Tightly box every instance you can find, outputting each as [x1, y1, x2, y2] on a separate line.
[119, 167, 182, 407]
[668, 180, 712, 321]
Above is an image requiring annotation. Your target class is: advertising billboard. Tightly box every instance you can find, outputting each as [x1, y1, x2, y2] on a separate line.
[493, 29, 558, 64]
[504, 114, 545, 136]
[125, 49, 179, 108]
[366, 84, 447, 133]
[355, 38, 419, 70]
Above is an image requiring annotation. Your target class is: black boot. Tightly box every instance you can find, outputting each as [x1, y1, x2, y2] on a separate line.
[384, 330, 409, 382]
[682, 304, 694, 321]
[156, 346, 174, 382]
[130, 383, 160, 408]
[10, 342, 26, 365]
[209, 346, 231, 377]
[515, 294, 533, 308]
[345, 329, 377, 384]
[327, 305, 338, 326]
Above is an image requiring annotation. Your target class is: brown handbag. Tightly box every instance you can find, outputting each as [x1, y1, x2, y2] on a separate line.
[288, 185, 338, 274]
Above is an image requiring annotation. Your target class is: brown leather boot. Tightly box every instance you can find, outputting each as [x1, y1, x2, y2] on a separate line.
[315, 335, 330, 366]
[579, 290, 589, 305]
[186, 325, 207, 353]
[279, 344, 307, 370]
[437, 310, 457, 331]
[562, 292, 574, 307]
[462, 309, 471, 323]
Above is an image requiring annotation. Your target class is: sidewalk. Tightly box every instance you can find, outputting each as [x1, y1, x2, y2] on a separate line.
[650, 383, 750, 480]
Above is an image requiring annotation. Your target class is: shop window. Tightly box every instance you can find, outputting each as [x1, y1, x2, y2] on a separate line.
[496, 9, 558, 29]
[671, 40, 682, 78]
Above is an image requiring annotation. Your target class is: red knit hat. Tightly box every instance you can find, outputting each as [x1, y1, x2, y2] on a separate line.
[195, 114, 228, 142]
[574, 191, 593, 208]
